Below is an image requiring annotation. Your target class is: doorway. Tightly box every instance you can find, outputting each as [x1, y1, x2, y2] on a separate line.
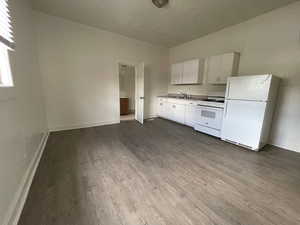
[119, 63, 136, 121]
[118, 62, 145, 124]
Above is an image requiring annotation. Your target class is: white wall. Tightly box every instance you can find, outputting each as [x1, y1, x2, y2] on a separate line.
[35, 12, 169, 131]
[119, 65, 135, 111]
[0, 0, 47, 224]
[169, 1, 300, 152]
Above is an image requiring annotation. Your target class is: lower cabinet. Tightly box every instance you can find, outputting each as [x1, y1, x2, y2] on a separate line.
[158, 101, 168, 118]
[158, 98, 195, 127]
[172, 103, 185, 124]
[165, 102, 174, 120]
[157, 98, 224, 138]
[185, 103, 197, 127]
[164, 102, 185, 124]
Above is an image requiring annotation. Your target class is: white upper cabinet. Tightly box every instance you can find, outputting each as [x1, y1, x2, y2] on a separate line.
[171, 63, 183, 84]
[171, 53, 239, 85]
[182, 59, 204, 84]
[206, 52, 240, 84]
[171, 59, 204, 85]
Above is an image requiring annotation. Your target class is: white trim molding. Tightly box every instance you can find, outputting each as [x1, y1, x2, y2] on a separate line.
[3, 132, 49, 225]
[49, 120, 120, 132]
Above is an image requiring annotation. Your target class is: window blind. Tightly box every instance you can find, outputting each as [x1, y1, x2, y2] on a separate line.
[0, 0, 14, 50]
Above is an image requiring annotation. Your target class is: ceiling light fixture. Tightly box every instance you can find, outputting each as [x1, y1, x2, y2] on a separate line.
[152, 0, 169, 8]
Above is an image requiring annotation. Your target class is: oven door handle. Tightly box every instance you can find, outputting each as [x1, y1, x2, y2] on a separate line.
[197, 104, 223, 109]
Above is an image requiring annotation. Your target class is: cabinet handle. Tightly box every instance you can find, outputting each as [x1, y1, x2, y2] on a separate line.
[173, 105, 176, 108]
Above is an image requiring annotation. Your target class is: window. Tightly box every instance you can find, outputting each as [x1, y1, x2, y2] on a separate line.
[0, 0, 14, 87]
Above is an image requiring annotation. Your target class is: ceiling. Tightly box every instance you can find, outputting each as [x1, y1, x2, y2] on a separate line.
[31, 0, 298, 47]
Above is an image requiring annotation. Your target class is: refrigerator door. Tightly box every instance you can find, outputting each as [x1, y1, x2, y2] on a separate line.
[226, 75, 272, 101]
[221, 100, 267, 150]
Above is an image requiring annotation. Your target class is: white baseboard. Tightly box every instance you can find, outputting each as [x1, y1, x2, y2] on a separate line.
[145, 115, 158, 120]
[49, 120, 120, 132]
[269, 142, 299, 153]
[3, 132, 49, 225]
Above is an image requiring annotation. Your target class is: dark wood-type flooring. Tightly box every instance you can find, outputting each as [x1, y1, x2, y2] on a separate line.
[18, 119, 300, 225]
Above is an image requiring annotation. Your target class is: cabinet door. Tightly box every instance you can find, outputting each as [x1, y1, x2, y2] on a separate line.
[182, 60, 200, 84]
[219, 53, 235, 84]
[165, 102, 174, 120]
[171, 63, 183, 84]
[206, 55, 222, 84]
[158, 101, 166, 118]
[173, 104, 185, 124]
[185, 103, 196, 127]
[206, 53, 239, 84]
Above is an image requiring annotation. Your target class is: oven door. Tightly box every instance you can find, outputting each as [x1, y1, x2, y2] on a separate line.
[195, 106, 224, 130]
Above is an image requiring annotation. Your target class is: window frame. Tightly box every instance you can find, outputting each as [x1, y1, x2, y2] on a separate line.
[0, 0, 14, 88]
[0, 43, 13, 87]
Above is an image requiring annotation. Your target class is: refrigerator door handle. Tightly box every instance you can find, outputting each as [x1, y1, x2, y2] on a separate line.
[224, 101, 228, 118]
[225, 80, 230, 99]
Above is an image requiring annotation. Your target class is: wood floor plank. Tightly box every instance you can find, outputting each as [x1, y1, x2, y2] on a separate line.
[18, 119, 300, 225]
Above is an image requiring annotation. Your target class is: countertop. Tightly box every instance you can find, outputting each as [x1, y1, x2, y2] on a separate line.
[157, 95, 207, 101]
[158, 95, 225, 108]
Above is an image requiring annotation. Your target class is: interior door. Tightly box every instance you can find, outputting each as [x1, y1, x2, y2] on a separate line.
[135, 62, 145, 124]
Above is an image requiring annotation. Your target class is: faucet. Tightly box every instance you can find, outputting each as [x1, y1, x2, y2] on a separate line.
[179, 91, 188, 99]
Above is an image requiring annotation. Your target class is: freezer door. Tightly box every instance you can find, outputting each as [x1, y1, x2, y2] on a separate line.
[226, 75, 272, 101]
[221, 100, 266, 150]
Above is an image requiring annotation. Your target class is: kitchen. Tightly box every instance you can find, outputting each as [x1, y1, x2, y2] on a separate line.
[158, 52, 279, 151]
[3, 1, 300, 225]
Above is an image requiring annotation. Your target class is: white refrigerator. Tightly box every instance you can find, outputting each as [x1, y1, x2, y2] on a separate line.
[221, 75, 280, 151]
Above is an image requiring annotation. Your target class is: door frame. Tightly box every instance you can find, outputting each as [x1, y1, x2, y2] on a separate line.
[135, 62, 145, 124]
[116, 60, 139, 123]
